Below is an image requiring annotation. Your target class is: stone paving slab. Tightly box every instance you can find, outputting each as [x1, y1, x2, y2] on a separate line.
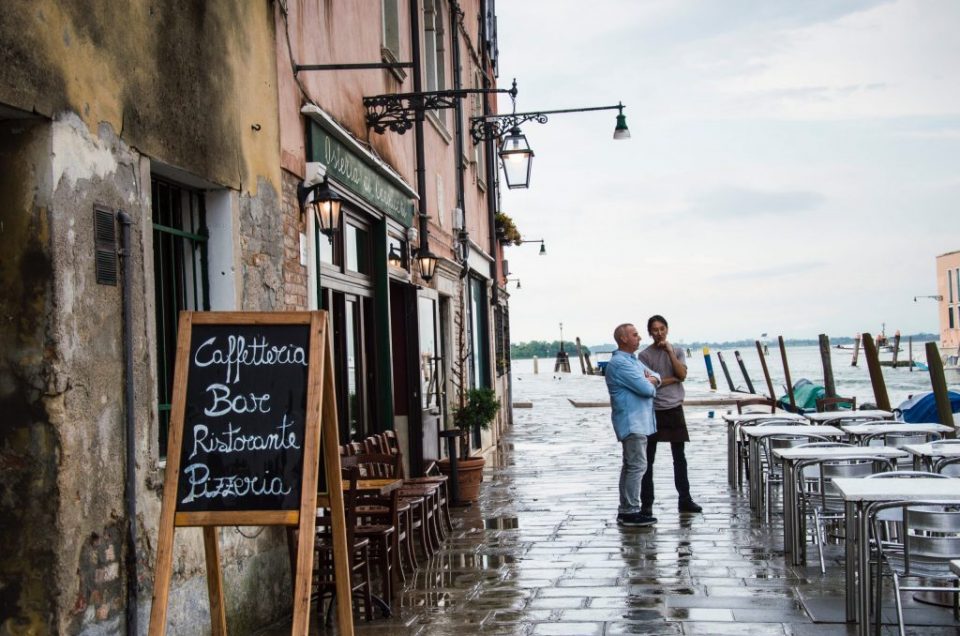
[257, 373, 959, 636]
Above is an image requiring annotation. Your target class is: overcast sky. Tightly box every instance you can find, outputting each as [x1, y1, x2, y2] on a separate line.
[495, 0, 959, 346]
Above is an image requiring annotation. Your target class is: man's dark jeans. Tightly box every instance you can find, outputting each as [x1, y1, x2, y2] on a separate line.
[640, 437, 692, 508]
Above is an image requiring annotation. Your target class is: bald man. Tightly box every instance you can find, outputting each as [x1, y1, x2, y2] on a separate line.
[604, 323, 660, 527]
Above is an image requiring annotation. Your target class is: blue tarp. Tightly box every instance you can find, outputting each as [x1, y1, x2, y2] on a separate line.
[895, 391, 960, 424]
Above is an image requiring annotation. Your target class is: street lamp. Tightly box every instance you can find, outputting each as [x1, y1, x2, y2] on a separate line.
[413, 243, 439, 282]
[297, 177, 343, 243]
[518, 239, 546, 256]
[504, 277, 521, 290]
[499, 127, 534, 190]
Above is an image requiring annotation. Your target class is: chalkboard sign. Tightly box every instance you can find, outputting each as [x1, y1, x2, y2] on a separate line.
[176, 323, 310, 512]
[150, 311, 354, 636]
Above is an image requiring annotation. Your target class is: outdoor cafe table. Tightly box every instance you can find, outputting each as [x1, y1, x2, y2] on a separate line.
[722, 412, 808, 487]
[901, 442, 960, 471]
[773, 446, 907, 566]
[741, 425, 844, 514]
[803, 409, 895, 424]
[839, 422, 954, 445]
[833, 477, 960, 636]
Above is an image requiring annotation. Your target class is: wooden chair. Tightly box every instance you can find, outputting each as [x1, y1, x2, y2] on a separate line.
[815, 396, 857, 412]
[286, 468, 374, 624]
[382, 430, 454, 535]
[341, 465, 396, 615]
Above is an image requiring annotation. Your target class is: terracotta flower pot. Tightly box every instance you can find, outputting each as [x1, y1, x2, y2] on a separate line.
[437, 456, 485, 503]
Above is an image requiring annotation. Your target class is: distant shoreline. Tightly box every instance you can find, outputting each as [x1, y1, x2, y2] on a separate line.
[511, 333, 939, 359]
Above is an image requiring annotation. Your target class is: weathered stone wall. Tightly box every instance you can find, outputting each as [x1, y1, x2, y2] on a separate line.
[0, 117, 59, 636]
[0, 1, 291, 633]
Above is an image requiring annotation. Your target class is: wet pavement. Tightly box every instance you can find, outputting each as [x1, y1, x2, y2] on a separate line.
[258, 372, 960, 635]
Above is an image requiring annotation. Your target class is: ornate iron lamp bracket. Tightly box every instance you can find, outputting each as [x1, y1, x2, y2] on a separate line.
[364, 83, 517, 135]
[470, 113, 549, 144]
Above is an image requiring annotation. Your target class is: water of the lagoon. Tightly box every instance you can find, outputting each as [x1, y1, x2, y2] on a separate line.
[510, 343, 959, 416]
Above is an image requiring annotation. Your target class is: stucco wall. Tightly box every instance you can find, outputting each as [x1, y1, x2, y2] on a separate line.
[0, 0, 281, 197]
[1, 2, 292, 633]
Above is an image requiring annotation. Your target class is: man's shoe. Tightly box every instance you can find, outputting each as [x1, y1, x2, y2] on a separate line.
[617, 512, 657, 527]
[678, 500, 703, 513]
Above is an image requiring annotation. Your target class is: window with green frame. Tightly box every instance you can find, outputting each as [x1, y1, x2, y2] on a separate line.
[152, 176, 209, 458]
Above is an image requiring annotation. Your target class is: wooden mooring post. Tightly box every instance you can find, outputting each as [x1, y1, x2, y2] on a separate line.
[716, 351, 737, 392]
[818, 334, 837, 398]
[862, 333, 891, 411]
[926, 341, 956, 433]
[703, 347, 717, 391]
[755, 340, 777, 404]
[575, 338, 587, 374]
[891, 331, 901, 366]
[533, 356, 539, 374]
[778, 336, 796, 411]
[908, 337, 913, 373]
[734, 350, 756, 394]
[850, 333, 861, 367]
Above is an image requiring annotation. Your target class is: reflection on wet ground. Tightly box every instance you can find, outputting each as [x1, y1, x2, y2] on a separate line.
[258, 372, 960, 635]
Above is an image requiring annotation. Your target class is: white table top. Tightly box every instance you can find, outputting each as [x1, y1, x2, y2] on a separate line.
[840, 423, 954, 436]
[833, 477, 960, 501]
[722, 412, 807, 424]
[774, 446, 908, 460]
[741, 425, 844, 438]
[804, 409, 894, 423]
[902, 443, 960, 458]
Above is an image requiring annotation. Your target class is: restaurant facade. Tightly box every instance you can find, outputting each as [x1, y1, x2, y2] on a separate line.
[0, 1, 511, 633]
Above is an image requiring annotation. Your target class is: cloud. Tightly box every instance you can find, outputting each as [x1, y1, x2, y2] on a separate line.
[711, 261, 828, 281]
[687, 187, 826, 218]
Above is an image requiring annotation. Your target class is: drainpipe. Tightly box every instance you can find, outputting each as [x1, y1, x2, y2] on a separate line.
[450, 1, 467, 241]
[409, 0, 427, 476]
[117, 210, 138, 636]
[409, 0, 429, 244]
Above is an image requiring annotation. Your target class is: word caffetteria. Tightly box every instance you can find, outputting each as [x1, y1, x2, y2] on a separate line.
[193, 335, 307, 384]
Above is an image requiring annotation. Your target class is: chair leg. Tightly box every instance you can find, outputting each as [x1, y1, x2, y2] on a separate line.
[813, 508, 826, 574]
[892, 573, 905, 636]
[874, 557, 883, 636]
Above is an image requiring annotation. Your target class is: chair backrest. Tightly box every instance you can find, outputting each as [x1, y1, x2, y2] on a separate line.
[342, 452, 401, 479]
[866, 470, 950, 479]
[935, 456, 960, 477]
[816, 396, 857, 413]
[904, 504, 960, 568]
[795, 442, 853, 449]
[812, 458, 882, 511]
[931, 439, 960, 447]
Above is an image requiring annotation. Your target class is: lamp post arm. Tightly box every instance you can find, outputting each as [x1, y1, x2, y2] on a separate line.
[470, 103, 626, 142]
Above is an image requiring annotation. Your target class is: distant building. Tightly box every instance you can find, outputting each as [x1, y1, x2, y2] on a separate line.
[937, 250, 960, 350]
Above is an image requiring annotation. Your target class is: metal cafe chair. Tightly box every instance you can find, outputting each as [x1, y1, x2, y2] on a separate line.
[738, 418, 809, 489]
[935, 456, 960, 477]
[869, 500, 960, 636]
[796, 455, 895, 573]
[815, 396, 857, 413]
[760, 433, 830, 523]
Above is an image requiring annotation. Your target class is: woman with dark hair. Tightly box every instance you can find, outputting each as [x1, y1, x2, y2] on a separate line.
[637, 315, 702, 515]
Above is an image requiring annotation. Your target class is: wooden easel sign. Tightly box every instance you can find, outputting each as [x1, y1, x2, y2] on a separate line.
[148, 311, 353, 636]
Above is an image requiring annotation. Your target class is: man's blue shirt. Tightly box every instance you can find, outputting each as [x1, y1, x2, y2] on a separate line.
[605, 350, 659, 441]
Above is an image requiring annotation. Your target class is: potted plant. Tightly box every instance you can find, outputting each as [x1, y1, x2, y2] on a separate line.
[494, 212, 522, 246]
[438, 387, 500, 503]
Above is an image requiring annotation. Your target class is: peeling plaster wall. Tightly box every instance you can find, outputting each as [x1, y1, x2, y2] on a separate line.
[1, 1, 291, 634]
[0, 118, 59, 636]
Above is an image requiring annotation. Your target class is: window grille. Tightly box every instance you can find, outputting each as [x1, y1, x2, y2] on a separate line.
[152, 176, 209, 457]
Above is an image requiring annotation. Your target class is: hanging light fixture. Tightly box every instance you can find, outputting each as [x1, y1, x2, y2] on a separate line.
[415, 243, 439, 282]
[387, 243, 403, 269]
[498, 127, 534, 189]
[538, 241, 547, 256]
[613, 103, 630, 140]
[297, 177, 343, 243]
